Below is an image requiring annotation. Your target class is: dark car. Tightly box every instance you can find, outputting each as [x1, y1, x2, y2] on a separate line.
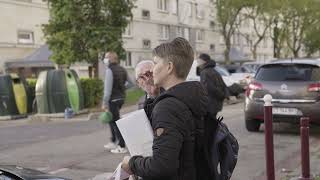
[0, 165, 71, 180]
[244, 59, 320, 131]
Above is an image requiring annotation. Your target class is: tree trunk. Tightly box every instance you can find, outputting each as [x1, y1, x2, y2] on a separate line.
[252, 45, 258, 60]
[224, 38, 231, 64]
[93, 62, 99, 78]
[293, 49, 299, 58]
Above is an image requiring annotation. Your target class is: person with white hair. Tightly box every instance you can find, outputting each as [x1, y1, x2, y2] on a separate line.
[135, 60, 160, 110]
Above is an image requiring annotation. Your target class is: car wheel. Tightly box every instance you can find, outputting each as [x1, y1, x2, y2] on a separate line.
[245, 119, 261, 132]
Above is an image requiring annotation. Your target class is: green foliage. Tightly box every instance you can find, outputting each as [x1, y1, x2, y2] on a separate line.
[214, 0, 247, 64]
[42, 0, 134, 65]
[26, 79, 37, 89]
[303, 25, 320, 57]
[80, 78, 104, 108]
[124, 88, 145, 106]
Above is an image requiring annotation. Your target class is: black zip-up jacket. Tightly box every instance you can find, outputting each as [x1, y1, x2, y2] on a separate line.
[109, 63, 127, 100]
[197, 61, 227, 115]
[129, 81, 209, 180]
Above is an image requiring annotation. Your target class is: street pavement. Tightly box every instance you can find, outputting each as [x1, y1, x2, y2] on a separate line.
[1, 102, 320, 180]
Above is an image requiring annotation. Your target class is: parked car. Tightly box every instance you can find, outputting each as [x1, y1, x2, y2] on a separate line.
[245, 59, 320, 132]
[0, 165, 71, 180]
[239, 62, 263, 74]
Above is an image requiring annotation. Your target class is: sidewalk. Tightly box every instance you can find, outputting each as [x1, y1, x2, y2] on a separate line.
[279, 141, 320, 180]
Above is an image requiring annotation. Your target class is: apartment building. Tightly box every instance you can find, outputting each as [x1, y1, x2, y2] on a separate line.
[0, 0, 49, 74]
[0, 0, 275, 77]
[121, 0, 275, 69]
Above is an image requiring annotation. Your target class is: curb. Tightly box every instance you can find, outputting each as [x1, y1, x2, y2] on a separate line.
[0, 114, 28, 121]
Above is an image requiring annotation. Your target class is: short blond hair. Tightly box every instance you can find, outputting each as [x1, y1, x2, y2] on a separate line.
[153, 37, 194, 79]
[105, 52, 119, 63]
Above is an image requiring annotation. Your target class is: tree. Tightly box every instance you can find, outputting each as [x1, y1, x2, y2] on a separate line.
[303, 24, 320, 57]
[43, 0, 134, 77]
[213, 0, 247, 64]
[281, 0, 320, 58]
[241, 0, 279, 60]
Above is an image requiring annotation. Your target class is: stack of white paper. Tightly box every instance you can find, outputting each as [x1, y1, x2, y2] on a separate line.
[116, 109, 153, 156]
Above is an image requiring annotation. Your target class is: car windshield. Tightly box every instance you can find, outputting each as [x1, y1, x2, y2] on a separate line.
[256, 64, 320, 81]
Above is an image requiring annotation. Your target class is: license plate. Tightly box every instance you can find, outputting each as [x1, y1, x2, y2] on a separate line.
[273, 107, 299, 115]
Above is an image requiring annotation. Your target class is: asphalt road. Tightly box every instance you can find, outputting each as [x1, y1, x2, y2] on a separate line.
[1, 103, 320, 180]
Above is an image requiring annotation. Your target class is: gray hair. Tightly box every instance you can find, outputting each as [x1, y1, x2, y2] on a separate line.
[135, 60, 154, 79]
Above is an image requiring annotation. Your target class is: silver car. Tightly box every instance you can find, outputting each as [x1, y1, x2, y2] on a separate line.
[244, 59, 320, 131]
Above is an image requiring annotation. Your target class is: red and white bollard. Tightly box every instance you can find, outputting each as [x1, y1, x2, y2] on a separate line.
[299, 117, 313, 180]
[263, 94, 275, 180]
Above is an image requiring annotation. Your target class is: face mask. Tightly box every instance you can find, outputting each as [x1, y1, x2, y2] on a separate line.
[196, 59, 205, 66]
[103, 58, 110, 66]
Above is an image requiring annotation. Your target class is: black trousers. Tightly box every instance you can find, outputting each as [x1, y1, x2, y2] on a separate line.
[109, 99, 125, 148]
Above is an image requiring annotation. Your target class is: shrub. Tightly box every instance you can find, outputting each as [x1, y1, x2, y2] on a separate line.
[80, 78, 104, 108]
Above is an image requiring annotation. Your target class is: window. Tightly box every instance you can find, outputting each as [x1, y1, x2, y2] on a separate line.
[125, 52, 132, 67]
[172, 0, 179, 14]
[142, 10, 150, 19]
[210, 44, 216, 52]
[195, 4, 204, 19]
[158, 0, 168, 12]
[143, 39, 151, 49]
[184, 28, 190, 41]
[187, 2, 193, 17]
[210, 21, 216, 29]
[158, 25, 169, 40]
[17, 31, 34, 44]
[123, 22, 132, 37]
[256, 64, 320, 81]
[196, 29, 205, 42]
[176, 27, 183, 37]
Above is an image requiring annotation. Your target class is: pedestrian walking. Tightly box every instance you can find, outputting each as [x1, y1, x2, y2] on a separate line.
[102, 52, 128, 154]
[196, 53, 228, 118]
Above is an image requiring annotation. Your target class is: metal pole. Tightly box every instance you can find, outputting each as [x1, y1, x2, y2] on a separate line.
[299, 117, 313, 180]
[263, 94, 275, 180]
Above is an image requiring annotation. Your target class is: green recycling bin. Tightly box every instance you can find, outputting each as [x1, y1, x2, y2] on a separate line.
[47, 70, 70, 113]
[0, 75, 19, 116]
[35, 69, 84, 114]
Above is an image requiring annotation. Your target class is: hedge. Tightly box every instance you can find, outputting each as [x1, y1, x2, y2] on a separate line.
[80, 78, 104, 108]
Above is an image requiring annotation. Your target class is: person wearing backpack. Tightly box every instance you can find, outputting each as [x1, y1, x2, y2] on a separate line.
[196, 53, 228, 119]
[120, 37, 209, 180]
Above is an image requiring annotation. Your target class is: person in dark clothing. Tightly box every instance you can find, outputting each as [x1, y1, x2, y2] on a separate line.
[196, 53, 228, 118]
[102, 52, 128, 154]
[121, 37, 209, 180]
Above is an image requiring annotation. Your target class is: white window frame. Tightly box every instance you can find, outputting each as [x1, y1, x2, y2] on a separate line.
[176, 26, 183, 37]
[171, 0, 179, 14]
[17, 31, 34, 44]
[123, 22, 132, 38]
[184, 28, 190, 41]
[159, 25, 170, 40]
[125, 51, 132, 67]
[195, 4, 204, 19]
[158, 0, 168, 12]
[187, 2, 193, 17]
[196, 29, 205, 42]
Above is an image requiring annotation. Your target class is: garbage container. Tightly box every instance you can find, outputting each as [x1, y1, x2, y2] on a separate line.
[35, 69, 84, 114]
[0, 75, 19, 116]
[35, 71, 50, 114]
[11, 74, 27, 115]
[47, 70, 70, 113]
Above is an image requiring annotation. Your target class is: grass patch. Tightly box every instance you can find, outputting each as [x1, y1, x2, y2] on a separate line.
[124, 88, 145, 106]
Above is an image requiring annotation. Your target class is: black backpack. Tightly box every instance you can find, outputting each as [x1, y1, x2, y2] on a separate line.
[161, 95, 239, 180]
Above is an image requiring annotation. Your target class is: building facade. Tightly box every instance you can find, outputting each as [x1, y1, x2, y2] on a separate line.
[0, 0, 275, 77]
[0, 0, 49, 74]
